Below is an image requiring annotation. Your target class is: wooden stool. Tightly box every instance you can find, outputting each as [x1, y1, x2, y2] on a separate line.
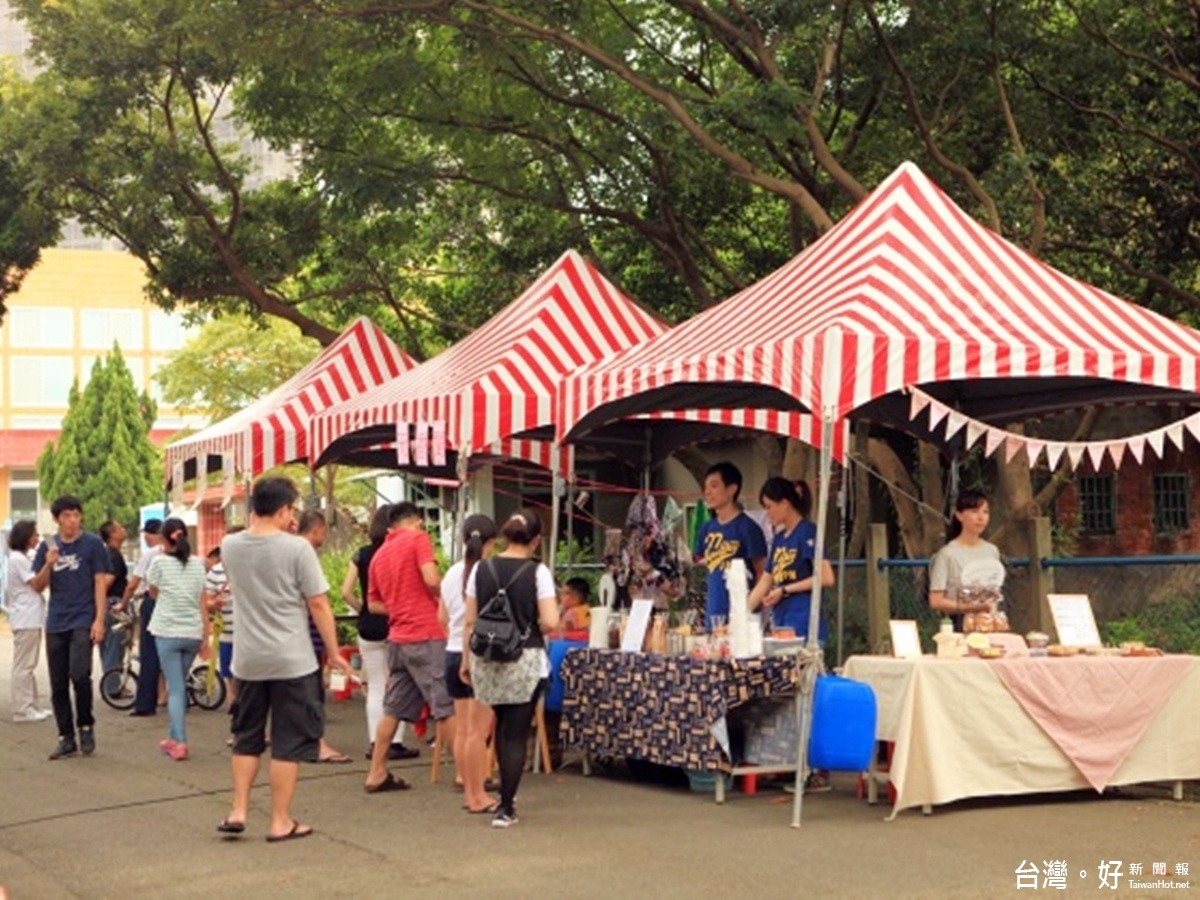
[530, 698, 553, 774]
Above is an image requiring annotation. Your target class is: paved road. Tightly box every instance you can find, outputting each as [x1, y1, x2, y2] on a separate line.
[0, 632, 1195, 898]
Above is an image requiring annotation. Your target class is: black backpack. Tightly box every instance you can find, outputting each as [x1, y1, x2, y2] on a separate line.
[469, 560, 534, 663]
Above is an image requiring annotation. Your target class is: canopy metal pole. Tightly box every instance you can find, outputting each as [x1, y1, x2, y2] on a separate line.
[836, 461, 848, 668]
[566, 465, 576, 575]
[453, 451, 469, 563]
[548, 443, 563, 570]
[792, 410, 835, 829]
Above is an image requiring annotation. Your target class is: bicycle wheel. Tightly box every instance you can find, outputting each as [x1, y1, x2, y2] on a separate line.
[186, 665, 227, 711]
[100, 665, 138, 710]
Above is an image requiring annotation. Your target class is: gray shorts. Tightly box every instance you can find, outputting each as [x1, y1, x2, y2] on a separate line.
[384, 640, 454, 722]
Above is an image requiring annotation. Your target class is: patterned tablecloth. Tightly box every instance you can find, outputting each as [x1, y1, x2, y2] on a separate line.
[560, 649, 801, 772]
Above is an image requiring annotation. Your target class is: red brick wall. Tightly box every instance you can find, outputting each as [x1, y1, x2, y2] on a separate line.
[1052, 445, 1200, 555]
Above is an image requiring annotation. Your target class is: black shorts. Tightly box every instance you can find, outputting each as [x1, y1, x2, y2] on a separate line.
[444, 651, 473, 701]
[230, 671, 323, 762]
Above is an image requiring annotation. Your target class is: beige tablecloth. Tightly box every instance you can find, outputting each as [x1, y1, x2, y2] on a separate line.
[842, 655, 1200, 816]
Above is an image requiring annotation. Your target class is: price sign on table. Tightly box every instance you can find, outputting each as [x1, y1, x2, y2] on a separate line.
[1048, 594, 1102, 647]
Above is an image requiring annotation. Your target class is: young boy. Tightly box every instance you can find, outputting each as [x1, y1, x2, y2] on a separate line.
[559, 578, 591, 632]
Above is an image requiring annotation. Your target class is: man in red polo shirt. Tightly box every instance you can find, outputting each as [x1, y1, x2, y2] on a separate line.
[363, 502, 455, 792]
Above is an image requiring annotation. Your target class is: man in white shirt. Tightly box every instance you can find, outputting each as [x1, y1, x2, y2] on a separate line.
[121, 519, 164, 717]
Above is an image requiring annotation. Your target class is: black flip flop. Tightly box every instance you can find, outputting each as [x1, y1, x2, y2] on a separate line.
[364, 773, 411, 794]
[265, 821, 313, 843]
[217, 819, 246, 835]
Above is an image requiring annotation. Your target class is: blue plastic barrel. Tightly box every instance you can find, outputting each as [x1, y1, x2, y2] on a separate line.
[807, 675, 877, 772]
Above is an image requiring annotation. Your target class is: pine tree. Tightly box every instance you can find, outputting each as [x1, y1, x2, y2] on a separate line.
[37, 344, 161, 532]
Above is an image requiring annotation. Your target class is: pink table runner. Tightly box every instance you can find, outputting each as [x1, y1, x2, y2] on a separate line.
[989, 655, 1193, 791]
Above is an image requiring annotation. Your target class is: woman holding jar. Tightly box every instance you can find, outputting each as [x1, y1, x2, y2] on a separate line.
[748, 478, 835, 643]
[928, 488, 1002, 629]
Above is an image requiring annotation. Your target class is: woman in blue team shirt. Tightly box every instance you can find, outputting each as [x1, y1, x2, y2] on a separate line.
[747, 478, 835, 642]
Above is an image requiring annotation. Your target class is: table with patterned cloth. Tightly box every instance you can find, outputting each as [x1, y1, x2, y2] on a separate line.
[560, 649, 801, 772]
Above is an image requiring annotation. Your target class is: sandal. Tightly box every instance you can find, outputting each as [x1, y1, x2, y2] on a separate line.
[364, 773, 412, 794]
[216, 819, 246, 835]
[466, 801, 501, 815]
[316, 752, 353, 764]
[265, 821, 314, 843]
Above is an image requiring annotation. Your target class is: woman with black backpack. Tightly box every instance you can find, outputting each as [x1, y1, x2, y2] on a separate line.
[461, 509, 559, 828]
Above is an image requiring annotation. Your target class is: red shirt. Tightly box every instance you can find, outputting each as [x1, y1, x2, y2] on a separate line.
[368, 527, 444, 644]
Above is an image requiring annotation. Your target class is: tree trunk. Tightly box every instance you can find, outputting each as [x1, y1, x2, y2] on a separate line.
[868, 438, 926, 558]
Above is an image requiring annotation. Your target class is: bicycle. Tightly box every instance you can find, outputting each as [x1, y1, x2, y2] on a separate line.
[100, 605, 227, 711]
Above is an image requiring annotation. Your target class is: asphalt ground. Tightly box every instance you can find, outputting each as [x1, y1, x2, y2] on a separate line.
[0, 630, 1196, 899]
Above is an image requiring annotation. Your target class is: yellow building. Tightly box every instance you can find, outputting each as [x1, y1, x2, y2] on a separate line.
[0, 247, 202, 528]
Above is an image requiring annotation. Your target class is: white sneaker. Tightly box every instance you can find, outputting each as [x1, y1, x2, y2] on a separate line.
[13, 710, 51, 723]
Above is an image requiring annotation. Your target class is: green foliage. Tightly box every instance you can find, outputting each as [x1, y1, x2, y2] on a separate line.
[153, 314, 321, 423]
[318, 544, 358, 646]
[555, 536, 599, 601]
[36, 345, 161, 533]
[1099, 596, 1200, 655]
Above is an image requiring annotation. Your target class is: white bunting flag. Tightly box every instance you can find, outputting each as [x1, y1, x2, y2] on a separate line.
[1166, 422, 1185, 452]
[431, 420, 447, 467]
[194, 454, 208, 511]
[1126, 437, 1146, 466]
[1147, 428, 1165, 460]
[927, 400, 951, 430]
[1004, 436, 1024, 464]
[965, 419, 988, 449]
[1045, 443, 1066, 470]
[909, 389, 932, 421]
[1186, 414, 1200, 444]
[1107, 442, 1126, 468]
[984, 427, 1006, 458]
[1086, 443, 1107, 471]
[945, 410, 968, 440]
[414, 421, 430, 468]
[1024, 439, 1045, 468]
[221, 454, 235, 509]
[1066, 443, 1087, 470]
[395, 421, 410, 467]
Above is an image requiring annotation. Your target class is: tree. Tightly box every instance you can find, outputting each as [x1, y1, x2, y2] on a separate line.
[37, 346, 161, 532]
[154, 314, 322, 423]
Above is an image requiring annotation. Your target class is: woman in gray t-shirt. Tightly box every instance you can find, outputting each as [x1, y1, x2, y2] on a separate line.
[929, 489, 1001, 619]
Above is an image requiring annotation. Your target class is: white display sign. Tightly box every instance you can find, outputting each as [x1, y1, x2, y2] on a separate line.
[889, 619, 922, 659]
[621, 599, 655, 653]
[1047, 594, 1102, 647]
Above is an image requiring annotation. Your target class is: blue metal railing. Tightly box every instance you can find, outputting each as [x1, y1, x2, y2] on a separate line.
[871, 554, 1200, 570]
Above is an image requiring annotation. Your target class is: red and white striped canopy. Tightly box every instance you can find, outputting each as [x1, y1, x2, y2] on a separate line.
[559, 162, 1200, 440]
[308, 250, 664, 467]
[165, 317, 414, 477]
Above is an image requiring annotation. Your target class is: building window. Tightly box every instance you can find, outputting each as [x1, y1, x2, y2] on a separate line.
[1153, 473, 1189, 533]
[9, 470, 40, 523]
[81, 309, 143, 351]
[150, 311, 196, 351]
[8, 307, 73, 349]
[1078, 475, 1116, 534]
[10, 357, 75, 407]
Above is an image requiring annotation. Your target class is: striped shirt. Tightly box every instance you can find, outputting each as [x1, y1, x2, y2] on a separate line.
[147, 555, 206, 640]
[205, 563, 233, 643]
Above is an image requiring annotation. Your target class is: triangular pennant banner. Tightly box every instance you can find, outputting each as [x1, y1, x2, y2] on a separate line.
[1024, 439, 1045, 468]
[395, 421, 410, 467]
[1087, 443, 1107, 470]
[1045, 443, 1066, 470]
[1147, 429, 1165, 459]
[1066, 444, 1087, 470]
[1004, 436, 1024, 464]
[945, 410, 968, 440]
[1186, 414, 1200, 443]
[909, 389, 932, 421]
[984, 427, 1006, 458]
[927, 400, 951, 430]
[965, 420, 988, 449]
[1107, 442, 1126, 468]
[1166, 422, 1185, 451]
[1126, 437, 1145, 466]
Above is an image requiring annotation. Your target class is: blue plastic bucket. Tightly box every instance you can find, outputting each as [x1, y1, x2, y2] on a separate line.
[807, 675, 877, 772]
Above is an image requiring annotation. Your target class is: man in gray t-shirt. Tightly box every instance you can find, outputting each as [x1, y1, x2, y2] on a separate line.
[216, 477, 350, 843]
